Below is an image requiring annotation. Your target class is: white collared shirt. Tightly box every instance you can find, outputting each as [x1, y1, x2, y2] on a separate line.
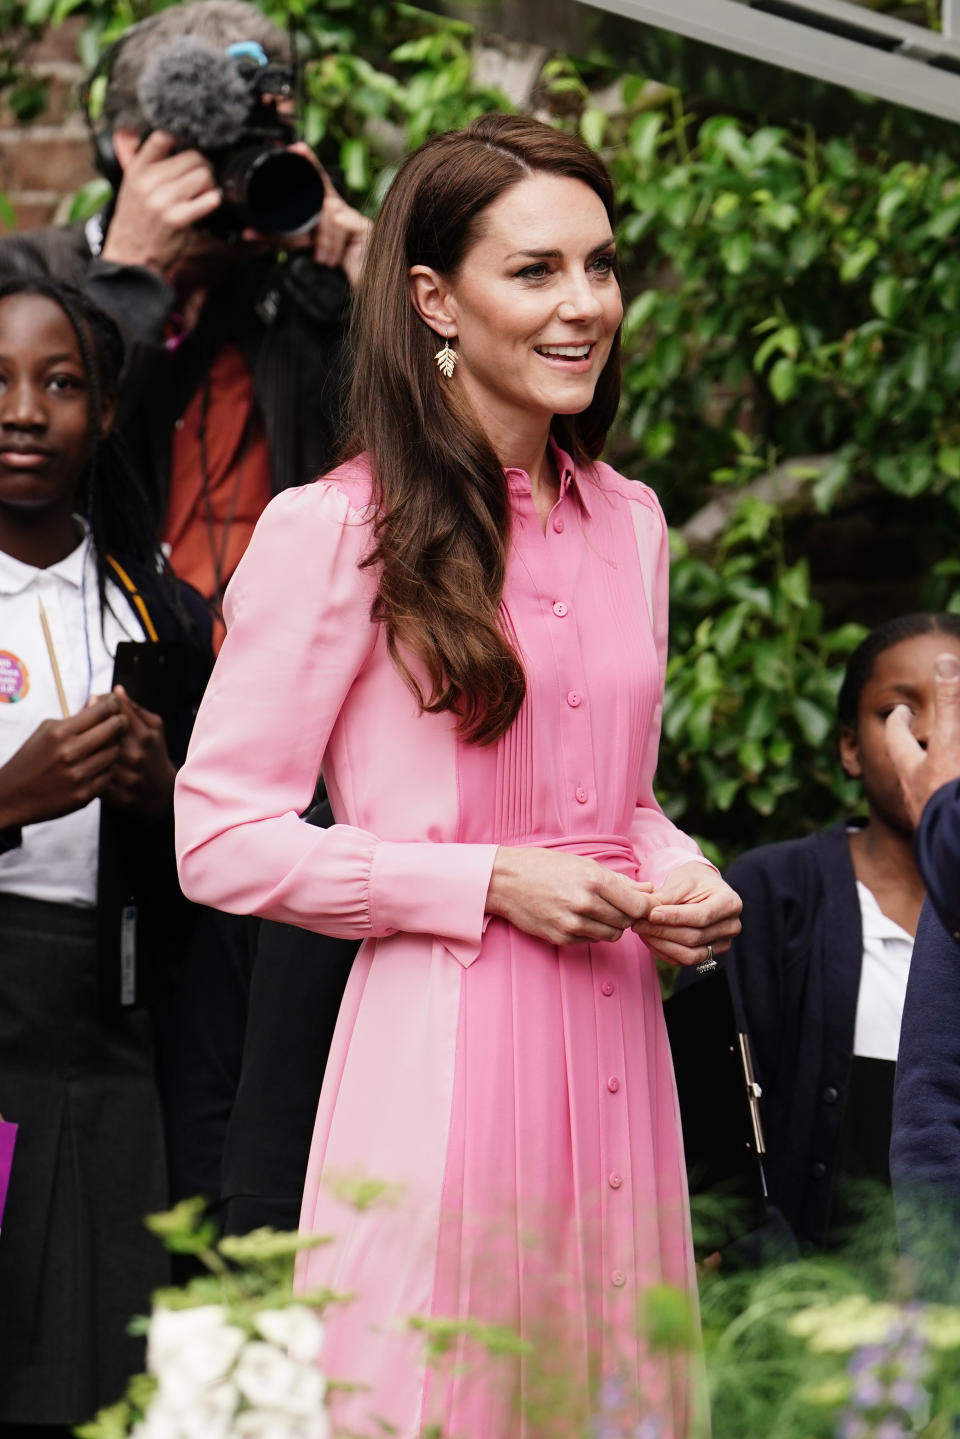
[853, 880, 915, 1062]
[0, 530, 143, 906]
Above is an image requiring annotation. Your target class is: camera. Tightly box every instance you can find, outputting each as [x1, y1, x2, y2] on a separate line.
[135, 37, 325, 239]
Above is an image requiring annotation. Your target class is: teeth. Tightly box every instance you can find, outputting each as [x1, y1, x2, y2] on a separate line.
[537, 344, 591, 358]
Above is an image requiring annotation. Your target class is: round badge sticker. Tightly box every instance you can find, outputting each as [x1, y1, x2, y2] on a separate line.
[0, 651, 29, 704]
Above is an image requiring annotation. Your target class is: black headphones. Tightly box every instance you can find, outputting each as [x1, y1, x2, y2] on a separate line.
[78, 26, 149, 191]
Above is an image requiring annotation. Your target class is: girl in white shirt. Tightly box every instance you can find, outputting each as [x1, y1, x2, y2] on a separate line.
[0, 276, 210, 1438]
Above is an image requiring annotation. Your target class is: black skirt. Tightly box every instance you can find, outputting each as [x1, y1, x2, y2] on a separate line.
[0, 894, 169, 1426]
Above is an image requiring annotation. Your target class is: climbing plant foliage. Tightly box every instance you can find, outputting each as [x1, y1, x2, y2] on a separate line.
[7, 0, 959, 858]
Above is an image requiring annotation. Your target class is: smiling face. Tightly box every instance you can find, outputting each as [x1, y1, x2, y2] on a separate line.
[0, 292, 104, 522]
[409, 171, 622, 455]
[841, 629, 960, 836]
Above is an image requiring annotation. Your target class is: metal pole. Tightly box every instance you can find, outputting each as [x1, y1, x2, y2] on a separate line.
[945, 0, 959, 41]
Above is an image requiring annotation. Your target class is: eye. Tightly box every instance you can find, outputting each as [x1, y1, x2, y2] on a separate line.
[514, 262, 551, 281]
[46, 373, 85, 393]
[590, 253, 617, 275]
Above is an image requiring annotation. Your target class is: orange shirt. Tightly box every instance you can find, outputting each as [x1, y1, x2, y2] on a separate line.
[164, 344, 272, 651]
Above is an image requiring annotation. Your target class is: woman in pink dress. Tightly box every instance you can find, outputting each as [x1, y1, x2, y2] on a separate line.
[174, 114, 741, 1438]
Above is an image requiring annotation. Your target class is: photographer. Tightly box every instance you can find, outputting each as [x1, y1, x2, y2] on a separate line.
[0, 0, 370, 642]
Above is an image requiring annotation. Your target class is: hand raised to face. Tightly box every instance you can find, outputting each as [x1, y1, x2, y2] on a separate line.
[886, 651, 960, 825]
[101, 130, 223, 276]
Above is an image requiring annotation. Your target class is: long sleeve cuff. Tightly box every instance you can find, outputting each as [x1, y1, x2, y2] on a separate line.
[639, 845, 717, 889]
[370, 840, 498, 968]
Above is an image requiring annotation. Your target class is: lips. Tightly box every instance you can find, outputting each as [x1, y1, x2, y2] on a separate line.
[0, 446, 55, 468]
[535, 343, 594, 360]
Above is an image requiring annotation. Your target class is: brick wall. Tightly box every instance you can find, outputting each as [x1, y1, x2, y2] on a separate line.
[0, 18, 98, 234]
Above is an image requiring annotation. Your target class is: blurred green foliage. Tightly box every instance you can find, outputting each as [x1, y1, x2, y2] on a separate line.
[591, 93, 960, 853]
[6, 0, 960, 859]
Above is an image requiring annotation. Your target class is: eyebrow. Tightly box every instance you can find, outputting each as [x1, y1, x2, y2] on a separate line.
[878, 683, 922, 699]
[0, 352, 82, 365]
[504, 239, 617, 261]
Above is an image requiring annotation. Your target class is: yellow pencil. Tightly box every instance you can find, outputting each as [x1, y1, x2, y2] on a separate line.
[38, 598, 69, 719]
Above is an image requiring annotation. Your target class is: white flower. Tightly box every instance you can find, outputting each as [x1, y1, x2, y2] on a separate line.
[232, 1415, 296, 1439]
[147, 1306, 245, 1390]
[279, 1361, 326, 1417]
[131, 1406, 183, 1439]
[234, 1342, 306, 1411]
[233, 1412, 331, 1439]
[135, 1382, 237, 1439]
[176, 1381, 238, 1439]
[254, 1308, 325, 1366]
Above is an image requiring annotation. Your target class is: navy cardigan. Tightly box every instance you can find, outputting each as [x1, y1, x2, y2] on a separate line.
[700, 823, 865, 1248]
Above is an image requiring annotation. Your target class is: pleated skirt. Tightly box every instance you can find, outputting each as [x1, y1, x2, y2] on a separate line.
[0, 894, 169, 1426]
[299, 917, 702, 1438]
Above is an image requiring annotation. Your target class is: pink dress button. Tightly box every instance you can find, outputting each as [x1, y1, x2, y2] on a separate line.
[607, 1076, 620, 1094]
[601, 981, 614, 996]
[553, 515, 564, 533]
[608, 1172, 623, 1189]
[575, 786, 588, 804]
[611, 1270, 627, 1288]
[566, 691, 581, 708]
[552, 601, 568, 617]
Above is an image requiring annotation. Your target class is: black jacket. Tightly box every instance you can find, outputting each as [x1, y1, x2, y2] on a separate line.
[707, 824, 865, 1248]
[890, 898, 960, 1298]
[0, 221, 351, 526]
[914, 778, 960, 943]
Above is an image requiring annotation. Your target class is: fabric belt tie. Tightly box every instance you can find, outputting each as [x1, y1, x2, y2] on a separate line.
[534, 833, 639, 879]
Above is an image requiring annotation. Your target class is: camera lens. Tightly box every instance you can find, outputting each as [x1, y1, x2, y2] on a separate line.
[219, 146, 324, 236]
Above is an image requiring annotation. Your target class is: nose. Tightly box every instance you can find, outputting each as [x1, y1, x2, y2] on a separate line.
[556, 270, 605, 324]
[0, 376, 46, 431]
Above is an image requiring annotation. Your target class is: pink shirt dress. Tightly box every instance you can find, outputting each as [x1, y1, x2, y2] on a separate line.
[175, 445, 707, 1438]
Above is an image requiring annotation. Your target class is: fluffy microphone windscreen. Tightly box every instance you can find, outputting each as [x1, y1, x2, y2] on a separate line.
[137, 37, 251, 149]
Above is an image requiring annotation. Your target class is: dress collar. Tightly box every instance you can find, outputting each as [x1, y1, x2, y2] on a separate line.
[503, 437, 594, 517]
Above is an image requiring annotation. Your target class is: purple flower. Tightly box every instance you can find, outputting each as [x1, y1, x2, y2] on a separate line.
[888, 1377, 925, 1412]
[591, 1414, 619, 1439]
[894, 1336, 929, 1381]
[632, 1419, 662, 1439]
[591, 1375, 666, 1439]
[592, 1374, 627, 1439]
[872, 1420, 910, 1439]
[848, 1345, 885, 1375]
[839, 1416, 870, 1439]
[850, 1372, 885, 1408]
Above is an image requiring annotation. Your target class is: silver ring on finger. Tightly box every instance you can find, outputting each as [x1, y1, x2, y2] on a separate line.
[696, 942, 717, 976]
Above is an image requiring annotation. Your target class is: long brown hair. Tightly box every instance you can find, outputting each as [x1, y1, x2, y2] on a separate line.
[347, 113, 621, 745]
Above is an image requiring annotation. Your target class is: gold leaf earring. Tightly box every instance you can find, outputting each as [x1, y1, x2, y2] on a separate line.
[434, 336, 458, 379]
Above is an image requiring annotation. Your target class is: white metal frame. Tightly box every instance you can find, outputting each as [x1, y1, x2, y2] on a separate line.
[575, 0, 960, 123]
